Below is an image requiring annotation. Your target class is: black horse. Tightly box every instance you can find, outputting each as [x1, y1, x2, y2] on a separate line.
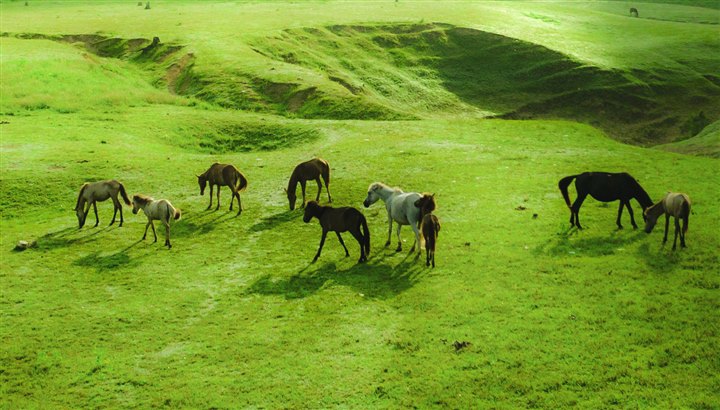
[303, 201, 370, 263]
[558, 172, 653, 230]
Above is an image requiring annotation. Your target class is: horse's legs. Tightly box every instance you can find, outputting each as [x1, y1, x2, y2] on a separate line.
[150, 221, 157, 242]
[215, 184, 221, 211]
[349, 228, 366, 262]
[163, 220, 171, 248]
[335, 232, 349, 257]
[300, 180, 307, 208]
[313, 230, 328, 263]
[615, 201, 625, 229]
[395, 224, 403, 252]
[672, 217, 680, 250]
[143, 221, 151, 240]
[570, 194, 587, 229]
[385, 212, 393, 247]
[681, 216, 688, 248]
[110, 197, 120, 226]
[118, 198, 124, 226]
[663, 214, 670, 243]
[234, 191, 242, 215]
[229, 186, 235, 211]
[315, 177, 322, 202]
[626, 201, 638, 229]
[92, 202, 99, 227]
[323, 175, 332, 203]
[410, 221, 421, 253]
[207, 185, 214, 210]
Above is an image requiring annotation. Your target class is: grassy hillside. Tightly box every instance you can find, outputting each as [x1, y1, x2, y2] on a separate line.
[1, 1, 719, 408]
[2, 1, 719, 145]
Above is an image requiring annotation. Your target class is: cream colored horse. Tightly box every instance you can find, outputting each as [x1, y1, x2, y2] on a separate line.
[75, 180, 131, 228]
[132, 194, 181, 249]
[363, 182, 422, 253]
[644, 192, 691, 250]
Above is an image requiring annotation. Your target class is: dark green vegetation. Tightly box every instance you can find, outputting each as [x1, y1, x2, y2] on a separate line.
[2, 1, 719, 408]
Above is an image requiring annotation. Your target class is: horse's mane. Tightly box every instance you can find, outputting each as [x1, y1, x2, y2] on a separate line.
[370, 182, 403, 193]
[132, 194, 153, 205]
[75, 183, 89, 210]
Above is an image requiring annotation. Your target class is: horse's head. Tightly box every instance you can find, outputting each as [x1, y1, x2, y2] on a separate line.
[363, 183, 381, 208]
[303, 201, 320, 223]
[75, 207, 86, 228]
[414, 193, 436, 213]
[131, 194, 148, 215]
[197, 175, 207, 196]
[285, 187, 298, 210]
[643, 206, 659, 234]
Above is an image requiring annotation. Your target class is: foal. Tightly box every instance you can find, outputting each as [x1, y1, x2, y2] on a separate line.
[414, 194, 441, 267]
[75, 180, 131, 228]
[303, 201, 370, 263]
[644, 192, 691, 250]
[132, 194, 182, 249]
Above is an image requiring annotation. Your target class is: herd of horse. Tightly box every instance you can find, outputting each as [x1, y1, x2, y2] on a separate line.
[73, 161, 692, 263]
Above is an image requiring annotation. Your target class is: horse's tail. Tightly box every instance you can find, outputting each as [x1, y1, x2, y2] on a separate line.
[235, 169, 248, 192]
[75, 183, 89, 210]
[322, 159, 330, 184]
[682, 200, 690, 234]
[558, 175, 578, 208]
[360, 213, 370, 256]
[119, 182, 131, 206]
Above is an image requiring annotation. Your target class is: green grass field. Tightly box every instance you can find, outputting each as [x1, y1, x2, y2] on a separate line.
[2, 1, 719, 408]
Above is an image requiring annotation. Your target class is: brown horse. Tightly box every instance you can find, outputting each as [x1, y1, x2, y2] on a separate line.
[286, 158, 332, 210]
[132, 194, 181, 249]
[644, 192, 691, 250]
[197, 163, 248, 215]
[303, 201, 370, 263]
[75, 180, 131, 228]
[414, 194, 441, 267]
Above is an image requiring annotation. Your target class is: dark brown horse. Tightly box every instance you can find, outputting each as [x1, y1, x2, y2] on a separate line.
[75, 180, 131, 228]
[303, 201, 370, 263]
[414, 194, 440, 267]
[558, 172, 653, 230]
[197, 163, 248, 215]
[286, 158, 332, 210]
[644, 192, 691, 250]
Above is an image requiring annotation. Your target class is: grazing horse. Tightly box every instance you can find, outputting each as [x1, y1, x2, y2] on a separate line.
[414, 194, 441, 268]
[132, 194, 181, 249]
[644, 192, 691, 250]
[363, 182, 422, 253]
[75, 180, 131, 228]
[197, 163, 248, 215]
[286, 158, 332, 210]
[558, 172, 653, 230]
[303, 201, 370, 263]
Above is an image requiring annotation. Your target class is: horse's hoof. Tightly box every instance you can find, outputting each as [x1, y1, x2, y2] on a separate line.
[384, 241, 391, 247]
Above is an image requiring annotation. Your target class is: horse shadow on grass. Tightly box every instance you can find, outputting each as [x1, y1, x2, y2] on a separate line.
[244, 253, 424, 300]
[249, 209, 300, 233]
[35, 225, 117, 251]
[534, 227, 647, 257]
[636, 242, 683, 274]
[171, 210, 236, 238]
[72, 240, 146, 273]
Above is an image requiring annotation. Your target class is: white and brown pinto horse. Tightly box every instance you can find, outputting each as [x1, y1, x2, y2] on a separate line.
[132, 194, 181, 249]
[75, 180, 131, 228]
[644, 192, 691, 250]
[363, 182, 422, 253]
